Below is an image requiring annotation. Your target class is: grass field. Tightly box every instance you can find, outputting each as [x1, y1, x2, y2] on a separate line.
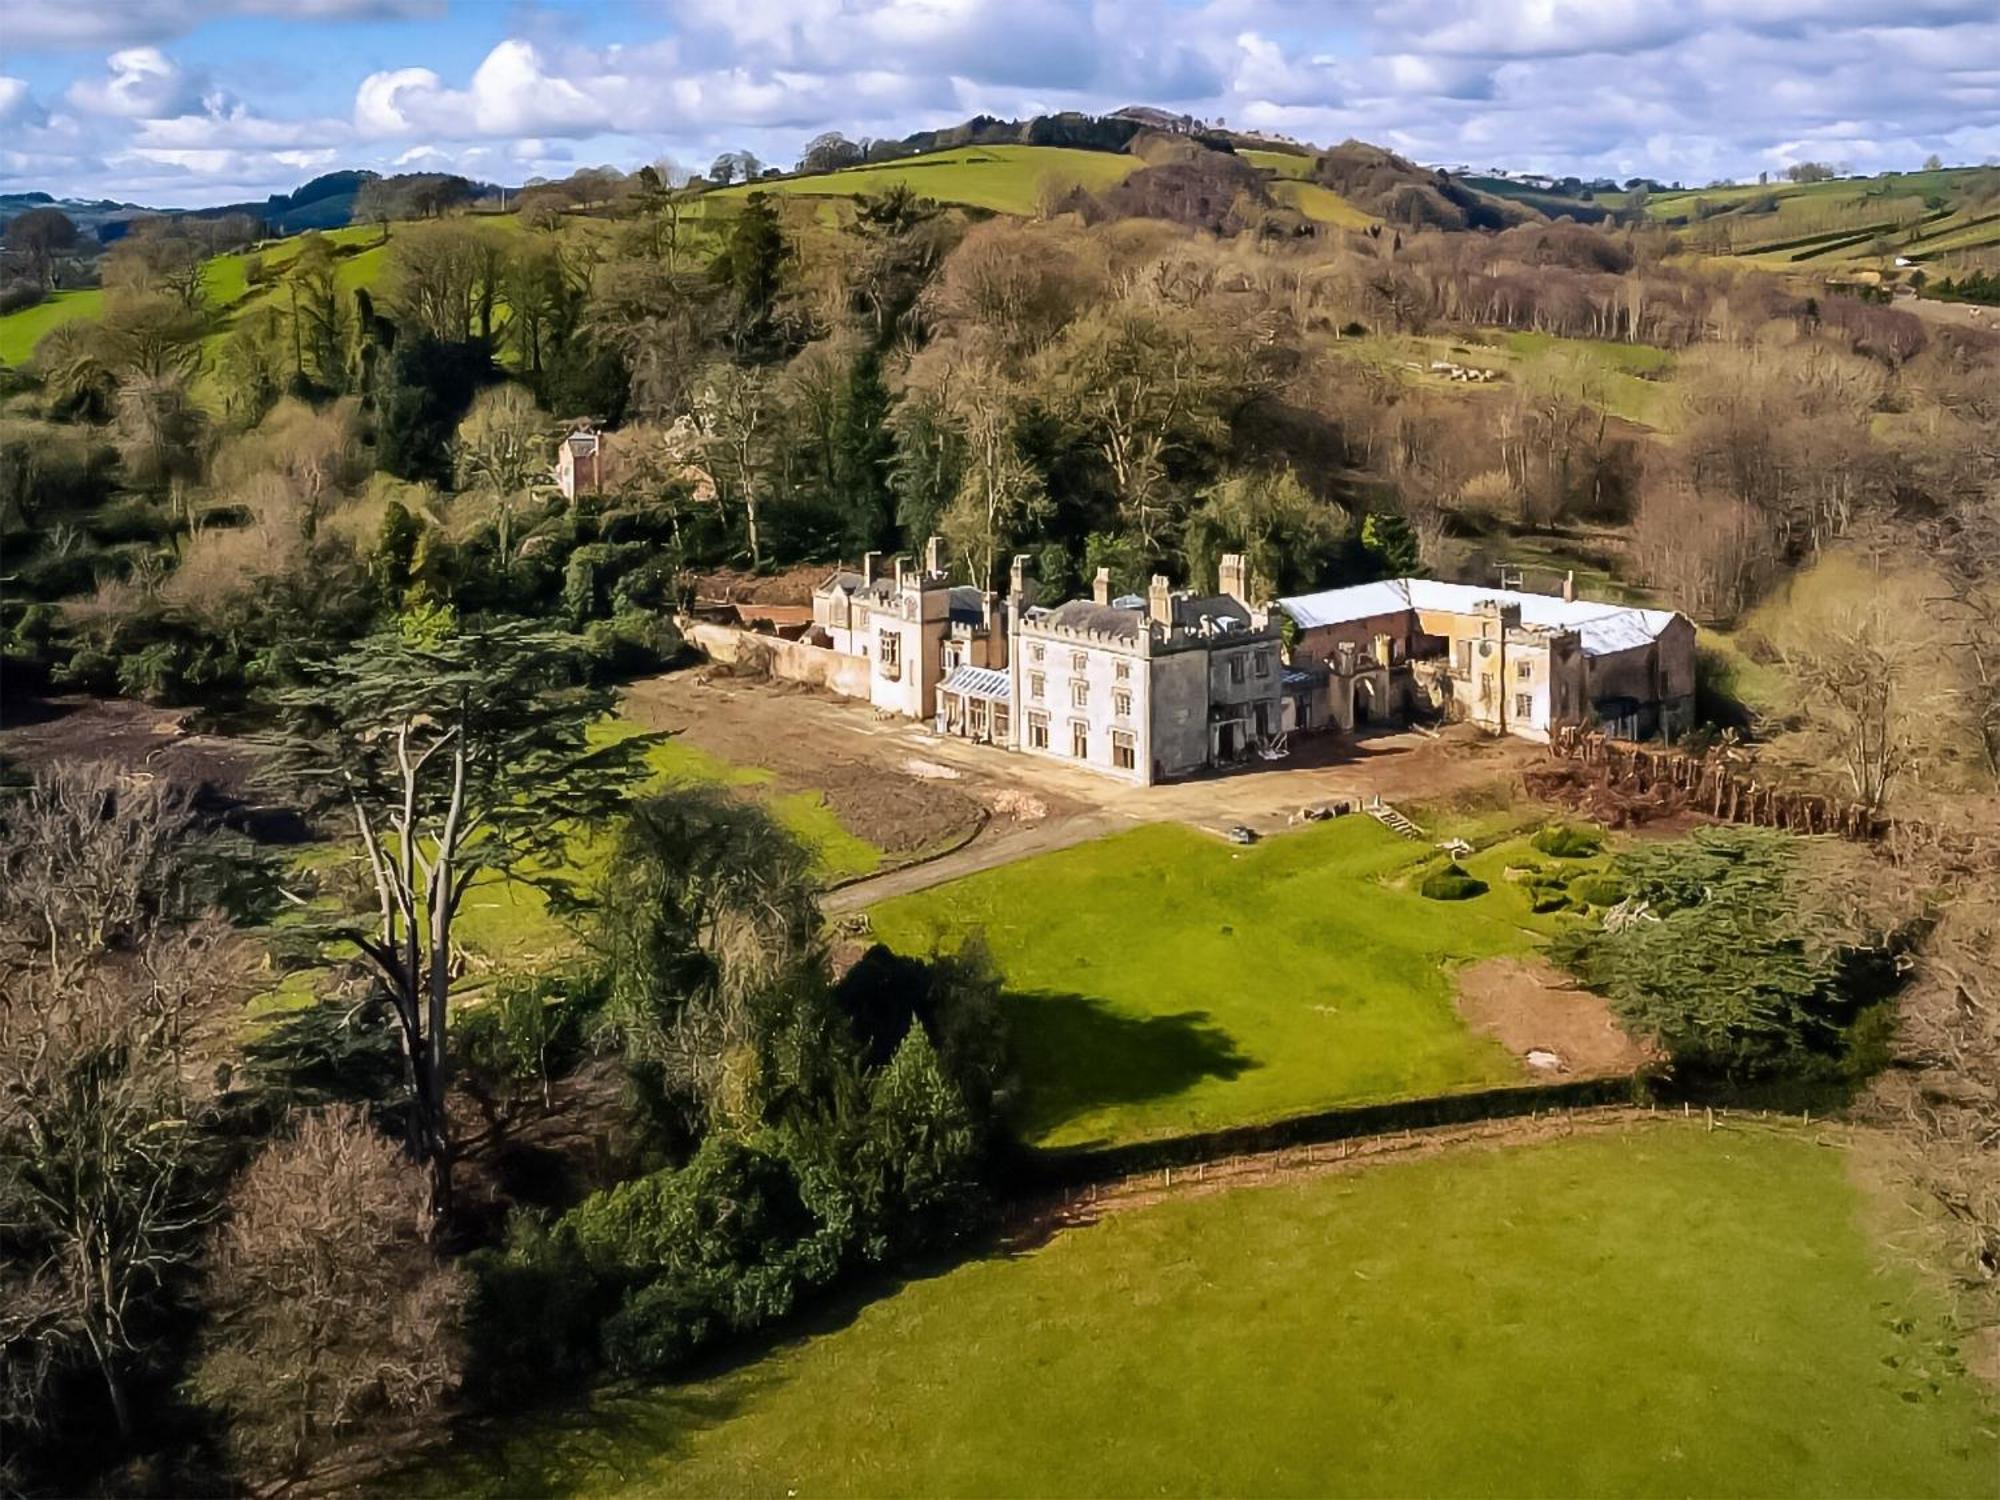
[451, 716, 883, 966]
[1270, 179, 1375, 229]
[1325, 329, 1679, 431]
[718, 145, 1138, 216]
[866, 816, 1575, 1150]
[1650, 166, 1999, 274]
[1238, 147, 1317, 180]
[0, 219, 509, 388]
[414, 1122, 1999, 1498]
[0, 287, 105, 365]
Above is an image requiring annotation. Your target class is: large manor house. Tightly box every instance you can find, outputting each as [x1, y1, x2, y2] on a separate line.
[789, 540, 1696, 787]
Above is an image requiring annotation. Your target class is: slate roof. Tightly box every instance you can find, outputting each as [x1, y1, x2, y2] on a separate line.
[1275, 579, 1680, 658]
[947, 585, 989, 627]
[1168, 593, 1256, 630]
[821, 569, 897, 603]
[1035, 600, 1146, 640]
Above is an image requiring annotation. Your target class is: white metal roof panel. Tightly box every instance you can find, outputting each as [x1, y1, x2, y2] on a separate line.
[1275, 578, 1679, 658]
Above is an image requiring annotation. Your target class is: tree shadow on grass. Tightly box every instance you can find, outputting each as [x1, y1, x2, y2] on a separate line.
[1006, 990, 1257, 1148]
[411, 1377, 784, 1498]
[405, 1256, 984, 1499]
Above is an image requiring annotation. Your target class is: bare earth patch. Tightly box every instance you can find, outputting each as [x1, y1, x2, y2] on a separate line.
[621, 674, 989, 856]
[0, 695, 259, 796]
[1454, 955, 1654, 1077]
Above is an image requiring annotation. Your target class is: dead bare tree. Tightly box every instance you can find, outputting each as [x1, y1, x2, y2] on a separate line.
[0, 762, 196, 983]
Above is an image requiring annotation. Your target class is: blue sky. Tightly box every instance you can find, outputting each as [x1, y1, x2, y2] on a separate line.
[4, 0, 1998, 207]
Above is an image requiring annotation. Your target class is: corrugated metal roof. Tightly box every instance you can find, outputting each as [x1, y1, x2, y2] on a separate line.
[939, 665, 1012, 701]
[1276, 579, 1413, 629]
[1274, 578, 1680, 658]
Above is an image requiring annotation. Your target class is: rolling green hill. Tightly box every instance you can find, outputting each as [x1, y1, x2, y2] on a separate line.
[0, 289, 105, 367]
[715, 144, 1140, 216]
[0, 223, 398, 369]
[1236, 147, 1316, 180]
[0, 217, 543, 385]
[723, 141, 1379, 229]
[1650, 165, 2000, 275]
[1270, 178, 1375, 229]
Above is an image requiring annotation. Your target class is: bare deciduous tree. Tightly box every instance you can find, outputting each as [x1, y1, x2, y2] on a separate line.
[192, 1105, 468, 1483]
[0, 764, 245, 1443]
[453, 383, 552, 561]
[1773, 558, 1954, 809]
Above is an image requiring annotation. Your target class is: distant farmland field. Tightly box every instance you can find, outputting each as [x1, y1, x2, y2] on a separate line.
[718, 145, 1139, 216]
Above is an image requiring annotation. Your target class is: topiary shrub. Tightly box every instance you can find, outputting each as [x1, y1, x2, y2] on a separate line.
[1569, 874, 1628, 908]
[1420, 862, 1488, 901]
[1533, 823, 1604, 858]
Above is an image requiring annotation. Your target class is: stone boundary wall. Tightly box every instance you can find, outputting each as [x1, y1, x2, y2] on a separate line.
[681, 618, 872, 701]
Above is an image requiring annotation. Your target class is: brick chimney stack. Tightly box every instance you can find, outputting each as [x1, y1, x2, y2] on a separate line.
[926, 534, 945, 578]
[1562, 569, 1576, 603]
[862, 550, 881, 587]
[1148, 575, 1173, 627]
[1092, 567, 1112, 605]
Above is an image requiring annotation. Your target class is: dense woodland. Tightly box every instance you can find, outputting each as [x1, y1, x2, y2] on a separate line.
[3, 129, 1999, 1492]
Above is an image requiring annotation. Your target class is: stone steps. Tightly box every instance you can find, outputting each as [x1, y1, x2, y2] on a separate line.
[1366, 796, 1424, 841]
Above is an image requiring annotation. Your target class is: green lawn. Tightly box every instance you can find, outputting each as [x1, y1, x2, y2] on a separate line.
[718, 145, 1138, 216]
[868, 817, 1561, 1150]
[414, 1123, 1999, 1498]
[452, 718, 882, 966]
